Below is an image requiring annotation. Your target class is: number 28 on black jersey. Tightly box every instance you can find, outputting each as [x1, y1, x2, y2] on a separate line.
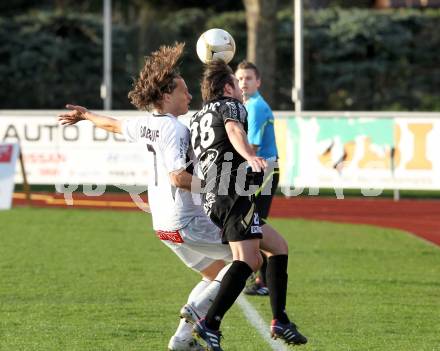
[190, 97, 248, 184]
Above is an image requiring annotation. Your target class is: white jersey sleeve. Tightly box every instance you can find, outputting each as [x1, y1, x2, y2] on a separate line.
[119, 114, 205, 231]
[160, 122, 190, 172]
[121, 118, 142, 143]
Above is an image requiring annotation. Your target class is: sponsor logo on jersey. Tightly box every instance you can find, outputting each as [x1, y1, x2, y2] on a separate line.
[224, 101, 247, 123]
[179, 137, 188, 158]
[225, 101, 238, 120]
[199, 149, 219, 175]
[156, 230, 184, 243]
[140, 127, 159, 142]
[203, 192, 216, 216]
[238, 103, 247, 123]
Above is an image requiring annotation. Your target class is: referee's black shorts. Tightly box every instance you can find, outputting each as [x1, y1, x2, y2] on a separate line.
[255, 168, 279, 220]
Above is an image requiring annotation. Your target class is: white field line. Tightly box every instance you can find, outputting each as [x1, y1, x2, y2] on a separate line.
[237, 294, 291, 351]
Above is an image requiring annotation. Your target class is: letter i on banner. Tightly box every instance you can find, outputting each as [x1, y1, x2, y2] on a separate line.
[0, 143, 20, 210]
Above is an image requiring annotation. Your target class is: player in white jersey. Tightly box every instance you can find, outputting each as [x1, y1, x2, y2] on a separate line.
[58, 43, 232, 351]
[120, 113, 232, 267]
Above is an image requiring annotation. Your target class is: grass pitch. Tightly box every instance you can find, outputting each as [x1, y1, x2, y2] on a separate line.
[1, 207, 439, 351]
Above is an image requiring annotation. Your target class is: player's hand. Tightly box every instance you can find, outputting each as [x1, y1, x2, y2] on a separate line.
[57, 104, 89, 125]
[247, 156, 267, 172]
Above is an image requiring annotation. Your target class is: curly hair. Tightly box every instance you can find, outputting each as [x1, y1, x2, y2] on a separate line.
[128, 42, 184, 111]
[201, 60, 234, 103]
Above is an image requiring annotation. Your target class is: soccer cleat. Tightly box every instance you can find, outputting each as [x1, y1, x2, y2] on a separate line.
[244, 273, 269, 296]
[270, 319, 308, 345]
[180, 303, 202, 325]
[193, 318, 223, 351]
[243, 282, 269, 296]
[167, 335, 205, 351]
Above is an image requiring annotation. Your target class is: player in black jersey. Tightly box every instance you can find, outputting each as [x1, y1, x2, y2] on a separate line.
[190, 61, 308, 351]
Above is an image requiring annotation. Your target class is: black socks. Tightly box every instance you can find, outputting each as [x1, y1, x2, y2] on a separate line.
[205, 260, 253, 330]
[266, 254, 290, 324]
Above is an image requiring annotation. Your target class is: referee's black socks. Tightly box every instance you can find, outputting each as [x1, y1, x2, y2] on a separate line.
[266, 254, 290, 324]
[205, 260, 253, 330]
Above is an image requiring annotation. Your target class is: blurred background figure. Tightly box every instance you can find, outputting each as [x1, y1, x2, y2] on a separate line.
[236, 60, 279, 296]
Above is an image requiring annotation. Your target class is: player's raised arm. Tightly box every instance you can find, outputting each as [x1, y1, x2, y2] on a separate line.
[58, 104, 122, 134]
[225, 120, 267, 172]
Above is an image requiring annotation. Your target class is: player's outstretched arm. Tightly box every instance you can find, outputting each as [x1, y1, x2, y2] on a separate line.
[58, 104, 122, 134]
[225, 120, 267, 172]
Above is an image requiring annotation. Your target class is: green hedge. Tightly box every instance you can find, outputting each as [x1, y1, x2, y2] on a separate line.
[0, 8, 439, 110]
[0, 12, 136, 109]
[299, 8, 440, 111]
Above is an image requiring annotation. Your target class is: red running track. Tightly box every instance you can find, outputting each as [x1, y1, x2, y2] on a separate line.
[269, 197, 440, 246]
[13, 193, 440, 246]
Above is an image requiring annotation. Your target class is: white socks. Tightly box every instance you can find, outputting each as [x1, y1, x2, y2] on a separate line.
[173, 279, 210, 339]
[173, 263, 232, 340]
[188, 278, 211, 303]
[191, 263, 231, 316]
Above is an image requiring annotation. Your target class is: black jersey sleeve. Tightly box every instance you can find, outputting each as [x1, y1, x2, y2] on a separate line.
[218, 99, 248, 125]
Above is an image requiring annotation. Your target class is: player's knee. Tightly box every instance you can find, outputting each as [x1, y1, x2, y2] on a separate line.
[271, 230, 289, 255]
[200, 260, 225, 280]
[267, 236, 288, 256]
[247, 252, 263, 272]
[277, 237, 289, 255]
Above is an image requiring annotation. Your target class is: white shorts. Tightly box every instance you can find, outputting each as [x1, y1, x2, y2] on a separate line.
[156, 215, 232, 272]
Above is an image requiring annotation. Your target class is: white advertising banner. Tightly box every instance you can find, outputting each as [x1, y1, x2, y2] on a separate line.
[1, 110, 440, 191]
[0, 143, 19, 209]
[0, 111, 153, 187]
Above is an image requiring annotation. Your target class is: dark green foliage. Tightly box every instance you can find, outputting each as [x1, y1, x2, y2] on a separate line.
[0, 12, 136, 109]
[0, 8, 439, 110]
[303, 0, 374, 9]
[276, 8, 440, 110]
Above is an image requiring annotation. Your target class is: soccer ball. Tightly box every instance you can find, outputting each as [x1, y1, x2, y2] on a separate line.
[196, 28, 236, 64]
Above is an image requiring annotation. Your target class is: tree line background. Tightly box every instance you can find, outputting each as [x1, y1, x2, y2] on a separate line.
[0, 0, 439, 111]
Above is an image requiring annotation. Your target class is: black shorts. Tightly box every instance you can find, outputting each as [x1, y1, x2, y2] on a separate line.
[207, 193, 263, 244]
[255, 168, 279, 220]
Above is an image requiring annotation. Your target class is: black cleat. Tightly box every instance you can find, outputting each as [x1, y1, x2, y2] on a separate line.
[270, 319, 308, 345]
[243, 282, 269, 296]
[193, 318, 223, 351]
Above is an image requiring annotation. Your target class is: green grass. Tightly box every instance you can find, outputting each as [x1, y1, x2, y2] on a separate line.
[1, 208, 439, 351]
